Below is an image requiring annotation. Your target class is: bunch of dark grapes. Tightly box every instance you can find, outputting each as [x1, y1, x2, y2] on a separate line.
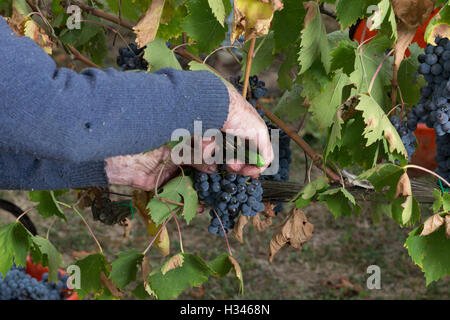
[412, 35, 450, 183]
[389, 115, 417, 162]
[116, 43, 148, 71]
[231, 76, 292, 212]
[194, 166, 265, 236]
[0, 265, 70, 300]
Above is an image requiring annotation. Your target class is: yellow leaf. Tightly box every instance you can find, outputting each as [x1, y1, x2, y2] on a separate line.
[24, 19, 53, 55]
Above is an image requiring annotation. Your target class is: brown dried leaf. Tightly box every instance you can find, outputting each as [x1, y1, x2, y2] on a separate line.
[421, 213, 445, 236]
[445, 215, 450, 239]
[395, 172, 412, 199]
[161, 253, 184, 275]
[303, 1, 318, 26]
[262, 201, 276, 217]
[142, 255, 151, 288]
[121, 217, 132, 239]
[228, 256, 244, 293]
[100, 272, 123, 298]
[133, 0, 166, 48]
[269, 208, 314, 263]
[252, 214, 273, 233]
[5, 8, 26, 36]
[391, 0, 434, 29]
[232, 215, 251, 243]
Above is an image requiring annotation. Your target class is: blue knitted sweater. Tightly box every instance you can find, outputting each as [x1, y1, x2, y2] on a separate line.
[0, 17, 229, 190]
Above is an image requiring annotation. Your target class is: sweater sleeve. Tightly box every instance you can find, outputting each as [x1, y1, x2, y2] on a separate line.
[0, 17, 229, 163]
[0, 150, 108, 190]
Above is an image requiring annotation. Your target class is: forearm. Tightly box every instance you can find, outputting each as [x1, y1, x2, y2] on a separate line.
[0, 151, 108, 190]
[0, 17, 229, 163]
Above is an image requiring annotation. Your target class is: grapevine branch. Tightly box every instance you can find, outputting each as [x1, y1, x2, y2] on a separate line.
[66, 44, 101, 69]
[242, 37, 256, 99]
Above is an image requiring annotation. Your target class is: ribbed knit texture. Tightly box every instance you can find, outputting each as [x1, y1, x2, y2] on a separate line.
[0, 17, 229, 190]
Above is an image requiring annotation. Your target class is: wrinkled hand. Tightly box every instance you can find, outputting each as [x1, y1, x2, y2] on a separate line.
[105, 84, 274, 190]
[220, 84, 274, 177]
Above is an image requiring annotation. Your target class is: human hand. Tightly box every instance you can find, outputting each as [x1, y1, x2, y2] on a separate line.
[219, 84, 274, 177]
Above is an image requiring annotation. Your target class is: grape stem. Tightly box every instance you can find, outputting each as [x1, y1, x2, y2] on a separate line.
[368, 49, 393, 95]
[242, 37, 256, 99]
[57, 200, 104, 254]
[404, 165, 450, 188]
[212, 209, 233, 257]
[15, 206, 37, 223]
[142, 212, 176, 256]
[66, 44, 101, 69]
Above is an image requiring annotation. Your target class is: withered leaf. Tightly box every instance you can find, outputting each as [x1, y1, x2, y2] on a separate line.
[228, 256, 244, 294]
[303, 1, 318, 27]
[252, 214, 273, 233]
[142, 255, 151, 290]
[262, 201, 276, 217]
[232, 215, 251, 244]
[269, 208, 314, 263]
[231, 0, 283, 43]
[421, 213, 445, 236]
[395, 172, 412, 199]
[161, 253, 184, 275]
[133, 0, 166, 48]
[24, 19, 52, 54]
[391, 0, 434, 29]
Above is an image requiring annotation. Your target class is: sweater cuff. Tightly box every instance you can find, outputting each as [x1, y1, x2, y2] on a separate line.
[68, 160, 109, 189]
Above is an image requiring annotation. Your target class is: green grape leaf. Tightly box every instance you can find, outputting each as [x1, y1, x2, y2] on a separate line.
[431, 189, 443, 213]
[74, 253, 110, 299]
[207, 0, 226, 26]
[132, 282, 151, 299]
[298, 2, 330, 74]
[336, 0, 379, 30]
[181, 0, 227, 53]
[272, 0, 305, 51]
[357, 164, 404, 200]
[0, 223, 32, 278]
[145, 253, 214, 300]
[273, 83, 306, 121]
[355, 94, 408, 158]
[370, 199, 392, 224]
[28, 190, 66, 220]
[295, 176, 330, 208]
[110, 250, 144, 289]
[208, 254, 244, 293]
[85, 30, 107, 66]
[405, 226, 450, 285]
[241, 32, 275, 75]
[144, 37, 182, 72]
[350, 36, 392, 109]
[147, 175, 198, 225]
[324, 110, 344, 159]
[158, 4, 187, 40]
[317, 187, 359, 218]
[309, 70, 349, 128]
[104, 0, 149, 21]
[31, 236, 62, 283]
[59, 14, 102, 47]
[300, 60, 330, 102]
[370, 0, 397, 42]
[397, 43, 426, 107]
[443, 192, 450, 212]
[277, 46, 297, 91]
[391, 196, 420, 226]
[330, 41, 357, 75]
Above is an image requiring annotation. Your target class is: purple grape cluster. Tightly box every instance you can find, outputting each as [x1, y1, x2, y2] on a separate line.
[231, 75, 292, 213]
[0, 265, 70, 300]
[194, 166, 265, 236]
[389, 115, 417, 162]
[116, 43, 148, 71]
[412, 35, 450, 183]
